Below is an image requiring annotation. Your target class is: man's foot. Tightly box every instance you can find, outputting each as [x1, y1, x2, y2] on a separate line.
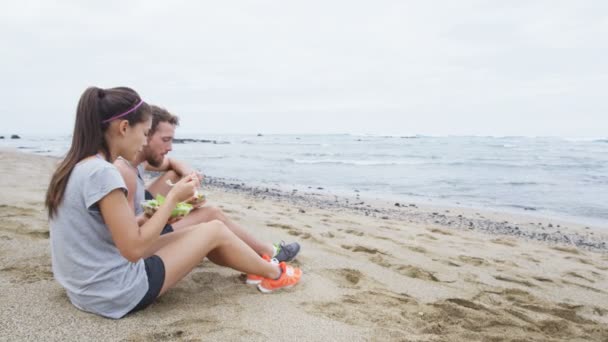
[273, 241, 300, 262]
[257, 262, 302, 293]
[246, 255, 275, 285]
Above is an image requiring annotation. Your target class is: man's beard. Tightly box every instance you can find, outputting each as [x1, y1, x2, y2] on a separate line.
[146, 153, 163, 167]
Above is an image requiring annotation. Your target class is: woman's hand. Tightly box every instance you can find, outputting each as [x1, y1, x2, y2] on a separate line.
[166, 173, 197, 203]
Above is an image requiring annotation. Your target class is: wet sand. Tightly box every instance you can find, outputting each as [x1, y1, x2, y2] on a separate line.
[1, 149, 607, 341]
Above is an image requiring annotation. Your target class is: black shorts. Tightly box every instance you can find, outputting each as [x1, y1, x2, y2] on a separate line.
[145, 190, 174, 235]
[128, 255, 165, 315]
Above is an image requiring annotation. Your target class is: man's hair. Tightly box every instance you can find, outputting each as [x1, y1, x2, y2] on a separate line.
[149, 105, 179, 134]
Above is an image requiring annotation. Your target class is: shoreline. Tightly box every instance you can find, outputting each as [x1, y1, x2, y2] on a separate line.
[203, 176, 608, 253]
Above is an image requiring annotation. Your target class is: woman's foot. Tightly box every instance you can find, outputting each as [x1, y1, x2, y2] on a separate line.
[257, 262, 302, 293]
[246, 254, 275, 285]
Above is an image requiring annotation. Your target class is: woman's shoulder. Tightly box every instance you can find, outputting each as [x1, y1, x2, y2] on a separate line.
[74, 156, 120, 178]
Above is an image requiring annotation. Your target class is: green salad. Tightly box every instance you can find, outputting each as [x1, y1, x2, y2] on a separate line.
[141, 194, 193, 218]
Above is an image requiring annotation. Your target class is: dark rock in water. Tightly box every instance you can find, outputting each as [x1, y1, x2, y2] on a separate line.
[0, 136, 4, 139]
[298, 208, 306, 213]
[11, 134, 20, 139]
[257, 133, 263, 137]
[394, 203, 401, 207]
[317, 187, 324, 190]
[173, 138, 229, 144]
[381, 216, 389, 220]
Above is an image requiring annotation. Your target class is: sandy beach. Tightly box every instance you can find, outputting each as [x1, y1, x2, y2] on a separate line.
[1, 148, 607, 341]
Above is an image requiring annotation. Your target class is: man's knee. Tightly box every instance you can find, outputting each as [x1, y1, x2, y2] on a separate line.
[196, 219, 228, 236]
[166, 170, 179, 181]
[205, 206, 225, 220]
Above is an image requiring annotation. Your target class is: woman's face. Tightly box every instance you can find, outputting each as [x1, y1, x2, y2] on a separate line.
[123, 118, 152, 160]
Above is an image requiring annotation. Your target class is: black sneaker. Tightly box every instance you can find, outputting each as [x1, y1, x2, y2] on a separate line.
[273, 241, 300, 262]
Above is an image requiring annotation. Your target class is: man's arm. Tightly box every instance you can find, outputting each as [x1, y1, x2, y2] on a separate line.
[145, 156, 203, 181]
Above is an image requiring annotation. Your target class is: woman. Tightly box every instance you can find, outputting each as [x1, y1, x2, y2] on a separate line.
[45, 86, 301, 319]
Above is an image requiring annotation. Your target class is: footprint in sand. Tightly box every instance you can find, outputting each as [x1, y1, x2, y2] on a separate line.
[457, 255, 489, 266]
[301, 290, 415, 337]
[169, 317, 218, 328]
[344, 229, 364, 237]
[341, 244, 386, 255]
[0, 204, 40, 218]
[378, 225, 399, 231]
[565, 256, 608, 271]
[0, 219, 49, 239]
[561, 279, 605, 293]
[0, 263, 53, 284]
[405, 245, 427, 254]
[439, 260, 462, 267]
[563, 271, 595, 283]
[532, 276, 554, 283]
[493, 275, 536, 288]
[394, 264, 439, 282]
[321, 268, 364, 287]
[320, 231, 335, 238]
[425, 288, 608, 340]
[266, 222, 305, 237]
[416, 233, 438, 241]
[125, 330, 188, 342]
[493, 259, 519, 268]
[550, 246, 580, 255]
[490, 238, 518, 247]
[428, 228, 452, 236]
[368, 255, 448, 282]
[520, 253, 541, 263]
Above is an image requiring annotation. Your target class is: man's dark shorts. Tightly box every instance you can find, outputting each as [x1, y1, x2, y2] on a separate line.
[145, 190, 174, 235]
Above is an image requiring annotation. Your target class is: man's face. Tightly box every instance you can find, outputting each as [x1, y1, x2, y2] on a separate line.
[143, 121, 175, 167]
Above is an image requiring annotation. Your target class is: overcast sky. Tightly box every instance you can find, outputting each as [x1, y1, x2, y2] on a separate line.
[1, 1, 606, 137]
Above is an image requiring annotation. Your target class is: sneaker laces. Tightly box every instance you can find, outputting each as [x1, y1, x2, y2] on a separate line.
[273, 241, 284, 256]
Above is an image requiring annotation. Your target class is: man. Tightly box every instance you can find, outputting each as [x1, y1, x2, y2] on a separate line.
[115, 105, 300, 262]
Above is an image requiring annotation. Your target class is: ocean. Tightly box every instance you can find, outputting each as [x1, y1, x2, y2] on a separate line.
[3, 134, 607, 227]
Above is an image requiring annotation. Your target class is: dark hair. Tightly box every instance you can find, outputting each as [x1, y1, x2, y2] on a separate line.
[45, 86, 150, 218]
[149, 105, 179, 135]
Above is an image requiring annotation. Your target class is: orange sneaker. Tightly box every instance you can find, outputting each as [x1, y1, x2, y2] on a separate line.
[246, 254, 273, 285]
[257, 262, 302, 293]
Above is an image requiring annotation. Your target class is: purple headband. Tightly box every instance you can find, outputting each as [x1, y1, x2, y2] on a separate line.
[102, 100, 144, 124]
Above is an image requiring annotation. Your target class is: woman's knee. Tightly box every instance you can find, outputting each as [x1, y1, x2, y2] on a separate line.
[194, 219, 229, 238]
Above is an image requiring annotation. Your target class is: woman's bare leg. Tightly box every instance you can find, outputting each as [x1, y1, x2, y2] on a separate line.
[155, 220, 280, 295]
[141, 225, 195, 258]
[171, 206, 275, 256]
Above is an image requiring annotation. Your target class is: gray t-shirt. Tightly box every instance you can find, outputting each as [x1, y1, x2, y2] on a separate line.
[50, 157, 148, 319]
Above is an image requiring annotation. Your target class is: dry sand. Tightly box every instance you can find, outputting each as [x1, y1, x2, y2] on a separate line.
[0, 149, 607, 341]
